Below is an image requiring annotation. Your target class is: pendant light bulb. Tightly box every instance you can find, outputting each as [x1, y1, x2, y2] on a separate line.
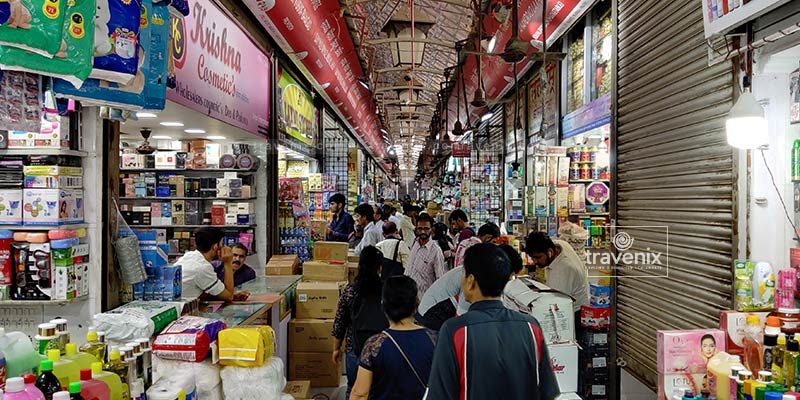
[726, 92, 767, 149]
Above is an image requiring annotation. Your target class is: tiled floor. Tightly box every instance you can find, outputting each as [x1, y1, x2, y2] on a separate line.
[620, 369, 657, 400]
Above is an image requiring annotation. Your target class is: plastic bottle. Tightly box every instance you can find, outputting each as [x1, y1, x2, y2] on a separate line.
[63, 346, 97, 373]
[34, 361, 62, 400]
[117, 348, 135, 391]
[785, 339, 800, 388]
[122, 345, 141, 384]
[52, 392, 69, 400]
[682, 390, 696, 400]
[0, 328, 45, 378]
[78, 332, 104, 366]
[774, 333, 787, 385]
[34, 325, 59, 357]
[47, 351, 78, 390]
[103, 352, 128, 400]
[89, 363, 121, 400]
[1, 350, 6, 392]
[708, 353, 743, 400]
[765, 332, 779, 377]
[730, 366, 744, 400]
[791, 140, 800, 181]
[22, 374, 44, 400]
[48, 321, 68, 356]
[133, 340, 150, 388]
[744, 314, 765, 373]
[78, 369, 108, 400]
[5, 377, 32, 400]
[67, 383, 83, 400]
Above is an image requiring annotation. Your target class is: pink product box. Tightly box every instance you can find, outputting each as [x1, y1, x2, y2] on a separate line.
[657, 329, 726, 374]
[779, 269, 796, 291]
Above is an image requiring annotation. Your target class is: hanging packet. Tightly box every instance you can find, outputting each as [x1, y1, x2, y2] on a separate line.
[53, 0, 168, 110]
[0, 0, 95, 88]
[0, 71, 41, 133]
[90, 0, 141, 84]
[0, 0, 67, 56]
[152, 0, 187, 18]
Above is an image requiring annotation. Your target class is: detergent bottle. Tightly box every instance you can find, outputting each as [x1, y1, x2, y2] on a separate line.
[67, 383, 84, 400]
[0, 328, 44, 378]
[744, 315, 765, 373]
[103, 352, 128, 400]
[78, 369, 108, 400]
[78, 332, 104, 366]
[34, 361, 62, 400]
[46, 351, 78, 390]
[5, 377, 33, 400]
[22, 374, 44, 400]
[63, 345, 97, 372]
[89, 363, 120, 400]
[773, 333, 787, 385]
[708, 352, 743, 400]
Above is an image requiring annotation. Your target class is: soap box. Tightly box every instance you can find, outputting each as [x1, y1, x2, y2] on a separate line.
[718, 310, 770, 356]
[656, 329, 726, 374]
[22, 189, 84, 225]
[0, 189, 23, 225]
[658, 373, 705, 400]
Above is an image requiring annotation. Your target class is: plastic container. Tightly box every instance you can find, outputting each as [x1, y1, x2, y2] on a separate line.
[134, 339, 150, 388]
[708, 352, 743, 400]
[52, 392, 69, 400]
[774, 333, 787, 385]
[48, 321, 68, 355]
[78, 332, 104, 366]
[1, 350, 6, 391]
[770, 309, 800, 335]
[68, 383, 83, 400]
[22, 374, 44, 400]
[0, 328, 44, 379]
[6, 377, 33, 400]
[89, 363, 121, 400]
[78, 369, 108, 400]
[46, 351, 78, 390]
[35, 325, 59, 357]
[103, 352, 128, 399]
[35, 360, 63, 400]
[145, 373, 196, 400]
[63, 345, 97, 372]
[744, 315, 765, 373]
[785, 339, 800, 388]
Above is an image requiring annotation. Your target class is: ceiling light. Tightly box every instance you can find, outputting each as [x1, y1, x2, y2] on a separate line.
[487, 35, 497, 53]
[136, 112, 157, 118]
[160, 121, 184, 127]
[726, 92, 767, 149]
[481, 112, 494, 122]
[152, 135, 172, 140]
[359, 77, 370, 90]
[184, 129, 206, 134]
[207, 135, 227, 140]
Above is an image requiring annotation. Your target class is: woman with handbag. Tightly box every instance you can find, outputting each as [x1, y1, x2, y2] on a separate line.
[349, 276, 437, 400]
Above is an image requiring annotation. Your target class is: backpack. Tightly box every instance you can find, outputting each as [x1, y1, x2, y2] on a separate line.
[351, 290, 389, 356]
[381, 239, 404, 282]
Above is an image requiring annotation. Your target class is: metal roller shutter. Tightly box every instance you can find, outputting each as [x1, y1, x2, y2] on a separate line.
[615, 0, 736, 390]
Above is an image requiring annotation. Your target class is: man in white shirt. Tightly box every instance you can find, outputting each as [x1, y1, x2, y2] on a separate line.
[397, 203, 419, 249]
[375, 221, 411, 267]
[524, 232, 589, 312]
[354, 203, 384, 256]
[178, 227, 250, 301]
[406, 213, 447, 300]
[453, 222, 501, 269]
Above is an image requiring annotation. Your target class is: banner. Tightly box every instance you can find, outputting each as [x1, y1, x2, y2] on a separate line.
[561, 92, 611, 139]
[168, 0, 270, 136]
[529, 61, 559, 141]
[452, 143, 472, 158]
[278, 67, 317, 147]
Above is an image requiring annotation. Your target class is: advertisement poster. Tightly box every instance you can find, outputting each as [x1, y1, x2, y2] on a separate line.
[278, 66, 317, 147]
[168, 0, 271, 137]
[530, 61, 559, 141]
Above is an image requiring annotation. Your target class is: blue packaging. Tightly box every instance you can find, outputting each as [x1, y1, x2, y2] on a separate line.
[156, 187, 170, 197]
[158, 264, 181, 300]
[590, 285, 612, 308]
[90, 0, 142, 83]
[133, 282, 145, 300]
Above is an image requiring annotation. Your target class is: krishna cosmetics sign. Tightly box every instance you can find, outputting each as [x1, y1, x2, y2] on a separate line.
[168, 0, 271, 136]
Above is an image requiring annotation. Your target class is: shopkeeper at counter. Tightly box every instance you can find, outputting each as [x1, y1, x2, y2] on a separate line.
[178, 227, 251, 302]
[213, 243, 256, 287]
[326, 193, 355, 242]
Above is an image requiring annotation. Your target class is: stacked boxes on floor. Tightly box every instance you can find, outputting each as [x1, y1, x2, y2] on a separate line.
[288, 241, 348, 388]
[579, 283, 613, 399]
[130, 229, 182, 301]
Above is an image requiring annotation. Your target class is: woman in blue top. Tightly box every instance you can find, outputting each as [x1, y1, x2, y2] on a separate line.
[350, 276, 437, 400]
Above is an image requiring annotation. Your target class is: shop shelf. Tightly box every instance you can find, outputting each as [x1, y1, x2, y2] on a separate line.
[570, 213, 610, 217]
[0, 224, 89, 231]
[570, 161, 596, 165]
[128, 224, 257, 229]
[569, 179, 610, 183]
[120, 196, 258, 201]
[0, 148, 88, 157]
[120, 168, 255, 174]
[0, 296, 87, 306]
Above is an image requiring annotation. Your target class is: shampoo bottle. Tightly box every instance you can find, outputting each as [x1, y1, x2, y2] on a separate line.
[785, 339, 800, 389]
[89, 363, 121, 400]
[63, 345, 97, 372]
[744, 315, 765, 373]
[773, 333, 787, 385]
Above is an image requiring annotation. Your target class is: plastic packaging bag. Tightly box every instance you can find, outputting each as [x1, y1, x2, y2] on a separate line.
[218, 326, 276, 367]
[93, 300, 181, 342]
[0, 0, 67, 56]
[0, 71, 42, 133]
[152, 316, 226, 362]
[0, 0, 95, 88]
[113, 199, 147, 284]
[90, 0, 142, 84]
[220, 357, 286, 400]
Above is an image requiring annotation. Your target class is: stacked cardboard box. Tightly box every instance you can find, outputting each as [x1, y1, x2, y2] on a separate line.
[290, 281, 344, 387]
[266, 254, 300, 275]
[579, 283, 613, 400]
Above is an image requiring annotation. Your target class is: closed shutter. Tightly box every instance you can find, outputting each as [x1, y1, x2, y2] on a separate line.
[615, 0, 736, 389]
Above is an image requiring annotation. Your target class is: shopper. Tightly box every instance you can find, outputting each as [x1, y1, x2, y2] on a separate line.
[350, 276, 437, 400]
[398, 203, 419, 249]
[375, 221, 411, 276]
[406, 213, 447, 300]
[525, 231, 590, 313]
[388, 204, 403, 228]
[433, 222, 454, 268]
[354, 203, 384, 256]
[213, 243, 256, 287]
[178, 227, 250, 302]
[349, 223, 365, 250]
[453, 222, 501, 269]
[327, 193, 355, 242]
[448, 209, 475, 246]
[332, 246, 389, 398]
[426, 243, 559, 400]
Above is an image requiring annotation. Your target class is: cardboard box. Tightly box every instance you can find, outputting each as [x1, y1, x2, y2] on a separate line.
[549, 343, 578, 394]
[504, 279, 574, 343]
[0, 189, 22, 225]
[22, 189, 84, 225]
[284, 381, 311, 399]
[302, 261, 348, 282]
[313, 242, 348, 264]
[266, 254, 300, 275]
[289, 319, 335, 352]
[289, 352, 342, 388]
[658, 373, 705, 400]
[719, 310, 770, 355]
[295, 282, 342, 319]
[348, 263, 358, 284]
[657, 329, 726, 374]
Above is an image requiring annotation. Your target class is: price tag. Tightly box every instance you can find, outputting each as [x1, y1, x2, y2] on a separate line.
[594, 333, 608, 344]
[592, 357, 607, 368]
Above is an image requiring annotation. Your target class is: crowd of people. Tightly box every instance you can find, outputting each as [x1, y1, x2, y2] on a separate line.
[326, 194, 591, 400]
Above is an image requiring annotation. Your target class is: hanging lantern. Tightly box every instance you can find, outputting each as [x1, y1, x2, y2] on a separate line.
[381, 7, 435, 67]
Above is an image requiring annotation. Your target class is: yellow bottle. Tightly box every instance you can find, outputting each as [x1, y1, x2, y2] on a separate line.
[707, 353, 743, 400]
[91, 361, 123, 400]
[105, 351, 130, 400]
[79, 330, 106, 364]
[47, 349, 80, 390]
[772, 333, 787, 385]
[64, 343, 99, 371]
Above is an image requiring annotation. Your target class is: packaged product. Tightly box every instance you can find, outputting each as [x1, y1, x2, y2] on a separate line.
[589, 285, 612, 308]
[0, 71, 42, 133]
[658, 373, 706, 400]
[92, 300, 182, 342]
[719, 310, 771, 355]
[734, 260, 775, 312]
[656, 329, 726, 374]
[218, 326, 276, 367]
[90, 0, 142, 84]
[152, 357, 220, 400]
[0, 0, 67, 56]
[220, 357, 286, 400]
[152, 316, 226, 362]
[0, 0, 94, 88]
[581, 306, 610, 329]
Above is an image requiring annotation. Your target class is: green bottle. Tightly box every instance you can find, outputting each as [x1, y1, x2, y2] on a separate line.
[792, 140, 800, 181]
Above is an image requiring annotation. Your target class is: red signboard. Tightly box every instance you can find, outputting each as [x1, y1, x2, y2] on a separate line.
[452, 143, 472, 158]
[240, 0, 386, 158]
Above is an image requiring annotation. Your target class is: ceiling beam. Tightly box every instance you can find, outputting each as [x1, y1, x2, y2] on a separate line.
[382, 100, 437, 106]
[387, 111, 435, 118]
[375, 85, 437, 93]
[367, 37, 455, 49]
[375, 67, 442, 76]
[344, 0, 471, 9]
[389, 119, 432, 125]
